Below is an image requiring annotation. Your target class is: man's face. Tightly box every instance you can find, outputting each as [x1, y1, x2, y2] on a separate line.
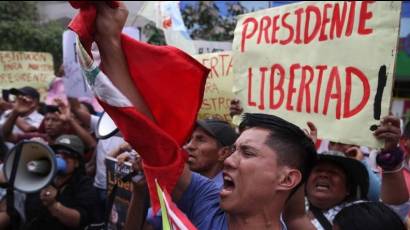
[184, 127, 221, 175]
[56, 151, 79, 175]
[306, 161, 349, 210]
[15, 95, 37, 116]
[220, 128, 283, 214]
[44, 113, 65, 138]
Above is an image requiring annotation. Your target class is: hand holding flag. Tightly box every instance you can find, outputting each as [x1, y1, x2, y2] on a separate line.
[69, 1, 209, 213]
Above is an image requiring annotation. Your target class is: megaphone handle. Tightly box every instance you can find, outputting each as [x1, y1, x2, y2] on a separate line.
[6, 141, 24, 230]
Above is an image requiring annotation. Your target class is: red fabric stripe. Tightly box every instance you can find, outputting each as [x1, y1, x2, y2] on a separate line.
[99, 101, 187, 213]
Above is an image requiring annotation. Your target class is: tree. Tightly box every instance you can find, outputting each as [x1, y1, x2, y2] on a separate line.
[0, 1, 65, 72]
[182, 1, 247, 41]
[142, 1, 247, 44]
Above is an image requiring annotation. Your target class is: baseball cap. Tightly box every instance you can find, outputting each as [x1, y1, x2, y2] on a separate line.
[51, 135, 85, 158]
[196, 119, 238, 147]
[9, 86, 40, 101]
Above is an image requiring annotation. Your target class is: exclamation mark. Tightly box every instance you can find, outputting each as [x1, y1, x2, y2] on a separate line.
[370, 65, 387, 131]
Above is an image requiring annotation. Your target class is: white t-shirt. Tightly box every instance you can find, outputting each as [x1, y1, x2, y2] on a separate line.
[0, 110, 43, 134]
[93, 136, 124, 189]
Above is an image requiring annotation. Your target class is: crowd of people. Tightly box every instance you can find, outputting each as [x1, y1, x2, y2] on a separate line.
[0, 1, 409, 230]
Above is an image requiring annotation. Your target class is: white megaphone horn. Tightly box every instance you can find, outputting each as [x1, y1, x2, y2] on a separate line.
[3, 141, 67, 193]
[96, 112, 122, 139]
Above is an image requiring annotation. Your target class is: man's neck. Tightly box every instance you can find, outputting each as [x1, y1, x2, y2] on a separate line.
[201, 164, 223, 179]
[228, 206, 283, 230]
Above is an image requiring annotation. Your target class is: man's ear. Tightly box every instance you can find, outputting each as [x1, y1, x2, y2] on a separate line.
[218, 146, 232, 162]
[277, 168, 302, 192]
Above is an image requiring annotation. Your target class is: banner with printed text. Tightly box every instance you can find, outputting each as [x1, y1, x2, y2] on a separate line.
[232, 1, 402, 147]
[194, 52, 235, 123]
[0, 51, 54, 101]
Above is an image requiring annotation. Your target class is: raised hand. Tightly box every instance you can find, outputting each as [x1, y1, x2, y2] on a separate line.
[94, 1, 128, 43]
[13, 95, 35, 116]
[373, 116, 401, 151]
[54, 98, 72, 122]
[304, 121, 318, 144]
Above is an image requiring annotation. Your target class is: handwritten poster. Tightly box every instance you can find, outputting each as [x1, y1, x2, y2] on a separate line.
[232, 1, 402, 147]
[0, 51, 54, 100]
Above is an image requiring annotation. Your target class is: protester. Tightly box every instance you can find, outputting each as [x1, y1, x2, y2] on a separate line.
[0, 87, 44, 144]
[121, 119, 237, 229]
[0, 135, 99, 229]
[284, 116, 410, 230]
[2, 98, 96, 160]
[184, 119, 237, 186]
[70, 2, 320, 229]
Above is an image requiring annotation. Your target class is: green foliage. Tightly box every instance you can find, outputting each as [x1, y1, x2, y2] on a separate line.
[182, 1, 247, 41]
[0, 1, 64, 72]
[142, 22, 166, 46]
[142, 1, 247, 44]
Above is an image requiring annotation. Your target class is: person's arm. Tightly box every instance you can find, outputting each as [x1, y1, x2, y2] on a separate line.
[93, 2, 193, 200]
[2, 109, 19, 142]
[68, 97, 91, 130]
[124, 182, 148, 230]
[40, 186, 81, 227]
[0, 199, 10, 229]
[15, 117, 37, 132]
[283, 185, 316, 230]
[94, 2, 153, 121]
[123, 156, 149, 230]
[374, 116, 409, 205]
[55, 99, 97, 151]
[3, 96, 39, 143]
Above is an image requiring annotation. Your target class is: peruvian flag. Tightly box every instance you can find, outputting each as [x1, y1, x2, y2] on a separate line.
[156, 181, 197, 230]
[69, 1, 209, 213]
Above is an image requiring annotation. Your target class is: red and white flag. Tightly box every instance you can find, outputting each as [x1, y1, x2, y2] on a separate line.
[69, 1, 209, 213]
[156, 181, 197, 230]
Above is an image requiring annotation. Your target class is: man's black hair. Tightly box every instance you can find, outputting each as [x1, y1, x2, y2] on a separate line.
[239, 113, 317, 189]
[334, 202, 406, 230]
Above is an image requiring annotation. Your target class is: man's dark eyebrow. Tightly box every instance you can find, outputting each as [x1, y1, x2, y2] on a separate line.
[237, 144, 258, 153]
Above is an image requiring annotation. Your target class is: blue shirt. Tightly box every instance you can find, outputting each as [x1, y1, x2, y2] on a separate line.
[151, 172, 287, 230]
[177, 172, 228, 230]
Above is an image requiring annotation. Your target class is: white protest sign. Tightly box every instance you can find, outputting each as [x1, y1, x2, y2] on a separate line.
[62, 30, 92, 98]
[63, 27, 140, 99]
[232, 1, 402, 147]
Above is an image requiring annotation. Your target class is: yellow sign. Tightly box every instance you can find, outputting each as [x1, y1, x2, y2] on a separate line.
[0, 51, 55, 101]
[232, 1, 401, 147]
[194, 52, 235, 123]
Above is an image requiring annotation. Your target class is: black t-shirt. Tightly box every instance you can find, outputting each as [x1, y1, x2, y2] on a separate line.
[23, 171, 98, 230]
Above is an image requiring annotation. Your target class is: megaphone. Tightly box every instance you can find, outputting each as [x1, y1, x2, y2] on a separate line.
[3, 141, 66, 193]
[96, 112, 121, 139]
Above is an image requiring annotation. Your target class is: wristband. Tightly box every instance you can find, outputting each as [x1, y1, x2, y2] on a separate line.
[376, 147, 404, 171]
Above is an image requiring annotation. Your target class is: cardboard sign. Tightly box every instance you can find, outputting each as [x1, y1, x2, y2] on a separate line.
[232, 1, 402, 147]
[106, 156, 133, 230]
[194, 40, 232, 54]
[0, 51, 54, 100]
[194, 52, 235, 123]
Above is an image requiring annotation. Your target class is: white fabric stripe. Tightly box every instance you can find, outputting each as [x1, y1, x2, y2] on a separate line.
[93, 71, 132, 107]
[76, 37, 132, 107]
[162, 191, 189, 230]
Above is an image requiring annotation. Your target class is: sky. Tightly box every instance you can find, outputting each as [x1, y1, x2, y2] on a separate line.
[179, 1, 410, 37]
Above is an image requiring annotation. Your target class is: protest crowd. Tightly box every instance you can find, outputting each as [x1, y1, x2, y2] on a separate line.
[0, 1, 410, 230]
